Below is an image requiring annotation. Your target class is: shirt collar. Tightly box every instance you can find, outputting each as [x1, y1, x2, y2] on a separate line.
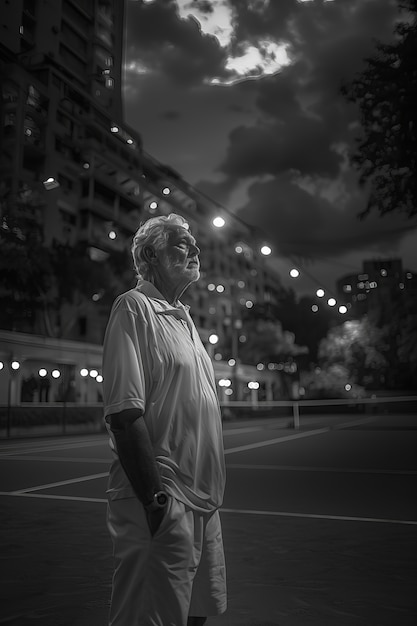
[135, 279, 191, 313]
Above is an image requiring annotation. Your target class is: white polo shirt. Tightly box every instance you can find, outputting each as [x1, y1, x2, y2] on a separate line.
[102, 280, 226, 513]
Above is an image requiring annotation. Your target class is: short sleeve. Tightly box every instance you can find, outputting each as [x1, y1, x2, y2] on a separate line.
[102, 294, 150, 419]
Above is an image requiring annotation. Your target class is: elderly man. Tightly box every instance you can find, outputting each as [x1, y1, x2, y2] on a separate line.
[102, 213, 227, 626]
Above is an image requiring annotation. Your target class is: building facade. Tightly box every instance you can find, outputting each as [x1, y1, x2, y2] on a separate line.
[336, 258, 416, 317]
[0, 0, 284, 406]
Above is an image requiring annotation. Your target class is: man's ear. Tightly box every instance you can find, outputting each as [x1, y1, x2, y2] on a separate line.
[143, 245, 158, 265]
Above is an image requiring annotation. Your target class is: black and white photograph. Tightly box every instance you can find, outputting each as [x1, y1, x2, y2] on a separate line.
[0, 1, 416, 625]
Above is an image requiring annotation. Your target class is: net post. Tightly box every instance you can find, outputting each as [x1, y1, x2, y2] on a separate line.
[292, 401, 300, 429]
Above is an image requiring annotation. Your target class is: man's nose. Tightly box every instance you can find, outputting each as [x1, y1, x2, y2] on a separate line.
[189, 244, 200, 257]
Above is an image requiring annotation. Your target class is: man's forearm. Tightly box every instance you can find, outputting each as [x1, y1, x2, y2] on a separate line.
[110, 410, 162, 505]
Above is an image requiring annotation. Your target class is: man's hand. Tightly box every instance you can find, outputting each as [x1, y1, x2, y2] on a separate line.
[146, 507, 166, 537]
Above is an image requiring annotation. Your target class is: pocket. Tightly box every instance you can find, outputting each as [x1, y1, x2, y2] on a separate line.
[151, 495, 175, 539]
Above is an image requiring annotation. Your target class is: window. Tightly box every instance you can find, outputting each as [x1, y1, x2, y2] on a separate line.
[58, 173, 74, 191]
[60, 209, 76, 225]
[2, 82, 18, 103]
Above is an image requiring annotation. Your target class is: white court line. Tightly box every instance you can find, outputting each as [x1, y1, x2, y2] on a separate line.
[0, 439, 107, 457]
[11, 472, 109, 494]
[224, 416, 381, 455]
[1, 455, 110, 463]
[0, 435, 105, 451]
[227, 464, 417, 475]
[0, 491, 107, 503]
[0, 491, 415, 526]
[220, 508, 417, 526]
[224, 427, 330, 454]
[223, 427, 262, 436]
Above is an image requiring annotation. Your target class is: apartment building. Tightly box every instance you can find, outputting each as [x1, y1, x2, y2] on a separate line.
[336, 258, 416, 318]
[0, 0, 283, 405]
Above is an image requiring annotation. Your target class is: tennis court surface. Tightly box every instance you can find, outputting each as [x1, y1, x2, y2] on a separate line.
[1, 412, 416, 626]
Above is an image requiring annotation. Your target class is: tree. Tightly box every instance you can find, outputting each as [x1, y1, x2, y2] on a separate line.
[0, 183, 135, 338]
[0, 186, 56, 333]
[49, 242, 134, 339]
[318, 319, 388, 388]
[238, 318, 308, 366]
[342, 0, 417, 218]
[236, 317, 308, 398]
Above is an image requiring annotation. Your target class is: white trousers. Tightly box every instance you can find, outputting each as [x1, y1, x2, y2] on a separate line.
[107, 495, 227, 626]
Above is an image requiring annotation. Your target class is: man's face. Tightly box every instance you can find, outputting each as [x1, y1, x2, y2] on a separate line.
[157, 226, 200, 288]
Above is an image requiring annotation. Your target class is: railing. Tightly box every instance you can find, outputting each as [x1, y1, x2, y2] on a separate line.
[219, 396, 417, 429]
[0, 396, 415, 439]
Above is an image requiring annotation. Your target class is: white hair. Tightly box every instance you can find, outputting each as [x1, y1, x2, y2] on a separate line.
[131, 213, 190, 280]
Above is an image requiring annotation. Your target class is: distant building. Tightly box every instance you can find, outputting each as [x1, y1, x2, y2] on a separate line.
[0, 1, 284, 404]
[336, 258, 417, 317]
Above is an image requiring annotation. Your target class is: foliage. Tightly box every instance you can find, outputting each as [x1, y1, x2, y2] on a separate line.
[0, 210, 134, 338]
[318, 318, 388, 388]
[342, 0, 417, 218]
[0, 199, 55, 332]
[301, 364, 365, 399]
[238, 316, 308, 366]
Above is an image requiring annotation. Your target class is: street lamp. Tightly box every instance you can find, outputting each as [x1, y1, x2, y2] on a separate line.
[42, 177, 60, 190]
[208, 334, 219, 345]
[6, 360, 21, 437]
[212, 216, 225, 228]
[260, 245, 272, 256]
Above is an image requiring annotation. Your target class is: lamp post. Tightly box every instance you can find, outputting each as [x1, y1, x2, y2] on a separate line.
[207, 277, 246, 401]
[6, 360, 21, 438]
[230, 317, 243, 401]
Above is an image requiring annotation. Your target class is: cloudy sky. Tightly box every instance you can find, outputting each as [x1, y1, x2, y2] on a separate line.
[122, 0, 417, 297]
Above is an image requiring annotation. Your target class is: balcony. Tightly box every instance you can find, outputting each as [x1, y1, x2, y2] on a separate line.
[79, 196, 114, 221]
[78, 224, 125, 253]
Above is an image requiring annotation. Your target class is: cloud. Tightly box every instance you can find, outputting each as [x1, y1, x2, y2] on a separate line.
[218, 0, 400, 180]
[160, 110, 182, 120]
[219, 117, 344, 179]
[184, 0, 215, 14]
[124, 0, 416, 269]
[124, 0, 230, 86]
[199, 0, 412, 262]
[236, 173, 415, 261]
